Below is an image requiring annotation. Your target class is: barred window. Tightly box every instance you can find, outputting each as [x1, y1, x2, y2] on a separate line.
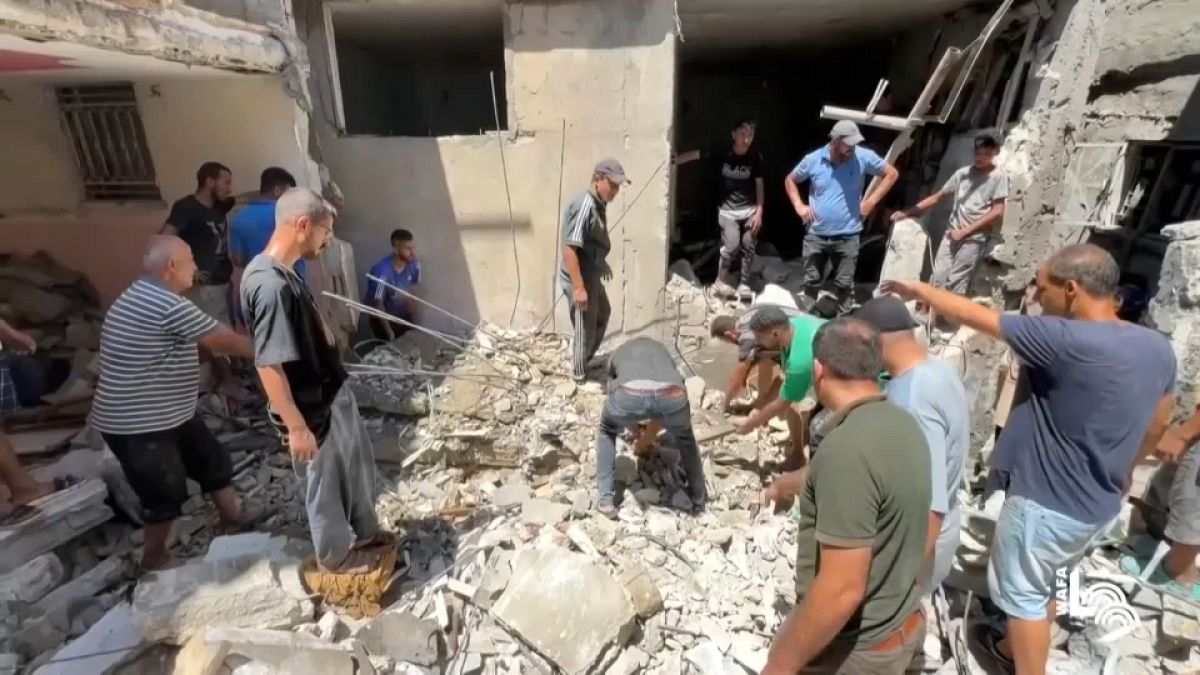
[57, 84, 161, 201]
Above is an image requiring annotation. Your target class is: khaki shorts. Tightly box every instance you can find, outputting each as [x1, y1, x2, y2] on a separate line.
[186, 283, 231, 325]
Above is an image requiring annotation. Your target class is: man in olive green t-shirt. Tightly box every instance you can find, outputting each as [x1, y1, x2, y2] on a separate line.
[733, 307, 824, 467]
[762, 318, 931, 675]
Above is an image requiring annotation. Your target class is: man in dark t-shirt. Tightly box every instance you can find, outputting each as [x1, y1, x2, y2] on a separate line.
[595, 337, 705, 519]
[881, 244, 1176, 675]
[677, 119, 764, 301]
[164, 162, 237, 324]
[241, 187, 389, 575]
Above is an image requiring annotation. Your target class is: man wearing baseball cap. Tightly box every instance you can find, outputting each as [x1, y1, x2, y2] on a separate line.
[560, 159, 630, 380]
[856, 295, 970, 593]
[785, 121, 899, 315]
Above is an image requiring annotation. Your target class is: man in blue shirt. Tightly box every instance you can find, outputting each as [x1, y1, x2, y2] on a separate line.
[363, 229, 421, 341]
[882, 244, 1176, 675]
[786, 121, 899, 315]
[230, 168, 298, 326]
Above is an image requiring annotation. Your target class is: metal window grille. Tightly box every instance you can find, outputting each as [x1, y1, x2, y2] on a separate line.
[56, 84, 161, 201]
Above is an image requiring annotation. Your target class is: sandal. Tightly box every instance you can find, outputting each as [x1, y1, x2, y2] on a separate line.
[1119, 553, 1200, 604]
[973, 624, 1014, 673]
[0, 476, 83, 528]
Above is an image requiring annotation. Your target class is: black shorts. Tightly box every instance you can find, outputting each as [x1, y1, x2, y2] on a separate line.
[102, 415, 233, 523]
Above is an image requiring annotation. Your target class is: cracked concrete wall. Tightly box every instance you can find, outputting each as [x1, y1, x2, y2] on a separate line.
[1083, 0, 1200, 142]
[300, 0, 676, 337]
[988, 0, 1109, 294]
[0, 0, 288, 73]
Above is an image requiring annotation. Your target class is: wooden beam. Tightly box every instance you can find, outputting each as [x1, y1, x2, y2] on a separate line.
[819, 106, 920, 132]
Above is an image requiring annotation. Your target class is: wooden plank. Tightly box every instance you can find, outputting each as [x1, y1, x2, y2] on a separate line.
[819, 106, 918, 132]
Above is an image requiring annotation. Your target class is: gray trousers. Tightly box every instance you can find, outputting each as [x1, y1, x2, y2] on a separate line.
[802, 613, 926, 675]
[1145, 443, 1200, 546]
[801, 233, 859, 304]
[929, 232, 985, 295]
[565, 280, 610, 380]
[718, 211, 757, 288]
[297, 386, 380, 569]
[595, 385, 706, 507]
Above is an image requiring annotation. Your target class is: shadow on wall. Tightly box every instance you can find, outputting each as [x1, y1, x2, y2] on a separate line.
[504, 0, 666, 51]
[1167, 78, 1200, 142]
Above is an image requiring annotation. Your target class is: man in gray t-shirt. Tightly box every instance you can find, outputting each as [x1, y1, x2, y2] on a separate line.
[892, 133, 1008, 295]
[857, 297, 970, 590]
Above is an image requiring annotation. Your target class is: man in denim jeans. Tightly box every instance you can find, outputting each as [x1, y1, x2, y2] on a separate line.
[786, 121, 899, 315]
[595, 337, 706, 519]
[882, 244, 1175, 675]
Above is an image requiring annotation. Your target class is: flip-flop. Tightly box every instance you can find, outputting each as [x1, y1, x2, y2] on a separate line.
[1119, 553, 1200, 603]
[973, 624, 1014, 673]
[0, 476, 83, 528]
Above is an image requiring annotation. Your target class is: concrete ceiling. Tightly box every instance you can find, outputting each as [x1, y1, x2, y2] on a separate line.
[0, 35, 235, 82]
[329, 0, 503, 51]
[677, 0, 986, 50]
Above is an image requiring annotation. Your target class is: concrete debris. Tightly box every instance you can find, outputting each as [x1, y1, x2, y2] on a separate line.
[353, 610, 440, 666]
[131, 556, 314, 644]
[31, 602, 145, 675]
[0, 554, 64, 605]
[205, 627, 360, 675]
[492, 547, 636, 674]
[621, 564, 664, 620]
[0, 479, 113, 571]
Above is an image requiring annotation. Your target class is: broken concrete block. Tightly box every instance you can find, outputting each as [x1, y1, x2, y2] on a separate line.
[353, 611, 439, 666]
[204, 533, 312, 563]
[0, 479, 112, 571]
[32, 602, 145, 675]
[520, 498, 570, 526]
[683, 640, 729, 674]
[492, 484, 531, 508]
[131, 556, 314, 644]
[0, 553, 64, 605]
[685, 376, 706, 410]
[492, 547, 635, 674]
[620, 565, 663, 619]
[205, 627, 358, 675]
[13, 555, 127, 657]
[879, 218, 928, 283]
[474, 549, 513, 609]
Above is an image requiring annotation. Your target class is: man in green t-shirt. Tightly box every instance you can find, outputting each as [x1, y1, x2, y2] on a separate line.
[733, 307, 824, 467]
[762, 318, 931, 675]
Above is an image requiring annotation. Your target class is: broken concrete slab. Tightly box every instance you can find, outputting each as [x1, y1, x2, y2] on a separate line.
[520, 498, 571, 526]
[131, 556, 314, 644]
[0, 479, 112, 571]
[0, 553, 64, 605]
[13, 555, 128, 657]
[492, 484, 532, 508]
[203, 533, 313, 563]
[879, 217, 928, 284]
[8, 427, 81, 457]
[205, 627, 359, 675]
[32, 602, 145, 675]
[474, 549, 513, 610]
[683, 640, 729, 674]
[492, 547, 635, 674]
[353, 610, 440, 666]
[620, 564, 663, 619]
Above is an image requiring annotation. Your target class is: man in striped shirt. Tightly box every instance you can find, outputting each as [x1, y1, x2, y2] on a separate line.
[92, 235, 259, 570]
[560, 159, 629, 380]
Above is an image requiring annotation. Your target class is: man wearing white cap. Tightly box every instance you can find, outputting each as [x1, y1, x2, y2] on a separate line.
[785, 121, 899, 315]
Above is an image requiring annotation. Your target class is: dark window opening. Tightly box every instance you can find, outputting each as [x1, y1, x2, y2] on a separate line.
[329, 6, 507, 137]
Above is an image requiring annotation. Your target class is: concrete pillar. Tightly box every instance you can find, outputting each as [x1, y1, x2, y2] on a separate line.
[990, 0, 1109, 294]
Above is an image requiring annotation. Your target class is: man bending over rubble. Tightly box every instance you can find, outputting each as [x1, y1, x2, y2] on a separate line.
[856, 296, 970, 592]
[732, 307, 825, 468]
[595, 337, 706, 519]
[241, 188, 389, 573]
[92, 236, 263, 570]
[882, 243, 1175, 675]
[561, 159, 629, 380]
[710, 284, 804, 412]
[762, 318, 930, 675]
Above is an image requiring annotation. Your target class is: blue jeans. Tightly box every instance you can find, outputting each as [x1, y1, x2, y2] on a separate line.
[596, 386, 706, 507]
